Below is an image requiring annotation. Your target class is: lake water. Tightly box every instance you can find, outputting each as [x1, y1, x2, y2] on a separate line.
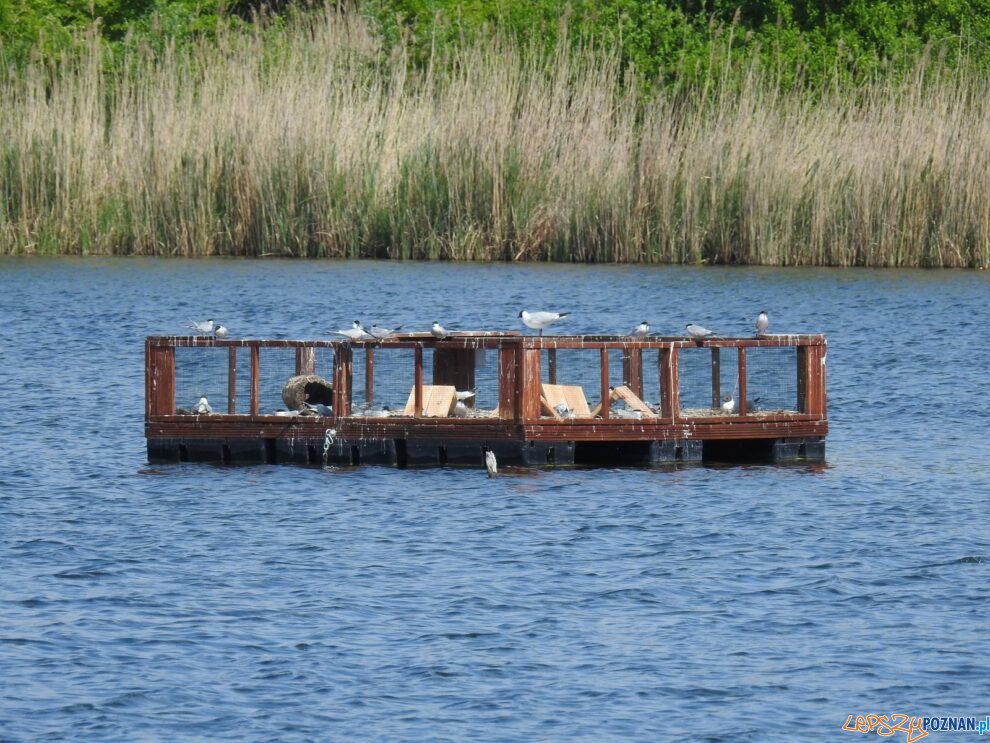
[1, 258, 989, 741]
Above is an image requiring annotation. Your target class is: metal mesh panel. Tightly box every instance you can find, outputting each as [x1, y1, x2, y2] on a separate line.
[174, 346, 229, 414]
[639, 349, 663, 413]
[470, 348, 499, 415]
[678, 347, 740, 416]
[358, 346, 415, 416]
[745, 347, 799, 413]
[257, 348, 297, 414]
[540, 348, 602, 418]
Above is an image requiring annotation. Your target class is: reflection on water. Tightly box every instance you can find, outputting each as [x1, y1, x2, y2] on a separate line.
[1, 258, 989, 741]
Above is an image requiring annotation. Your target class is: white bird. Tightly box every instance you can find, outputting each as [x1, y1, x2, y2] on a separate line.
[721, 394, 736, 413]
[303, 402, 333, 416]
[519, 310, 569, 336]
[685, 323, 717, 340]
[629, 321, 650, 338]
[485, 449, 497, 478]
[193, 396, 212, 414]
[613, 408, 643, 419]
[335, 321, 373, 340]
[370, 324, 403, 339]
[453, 401, 470, 417]
[756, 310, 769, 336]
[363, 406, 391, 418]
[431, 321, 449, 339]
[455, 389, 476, 401]
[188, 319, 214, 335]
[213, 325, 229, 338]
[553, 402, 576, 419]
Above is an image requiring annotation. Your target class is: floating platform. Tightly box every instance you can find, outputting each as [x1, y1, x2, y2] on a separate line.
[145, 332, 827, 468]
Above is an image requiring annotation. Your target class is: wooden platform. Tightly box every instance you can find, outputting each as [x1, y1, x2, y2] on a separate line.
[145, 332, 828, 468]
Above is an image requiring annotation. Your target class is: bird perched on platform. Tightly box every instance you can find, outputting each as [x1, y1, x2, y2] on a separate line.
[456, 389, 476, 401]
[194, 396, 212, 414]
[335, 321, 373, 340]
[370, 324, 402, 339]
[485, 449, 498, 478]
[453, 401, 470, 417]
[519, 310, 569, 336]
[431, 321, 450, 339]
[756, 310, 769, 336]
[613, 407, 643, 419]
[188, 319, 214, 335]
[303, 402, 333, 416]
[553, 402, 576, 419]
[629, 321, 650, 338]
[686, 323, 717, 340]
[721, 394, 736, 413]
[213, 325, 229, 338]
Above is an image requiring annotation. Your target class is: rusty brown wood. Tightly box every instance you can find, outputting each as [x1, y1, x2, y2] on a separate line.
[737, 347, 748, 416]
[336, 345, 353, 417]
[622, 348, 644, 398]
[599, 347, 610, 420]
[295, 347, 316, 376]
[796, 346, 808, 412]
[228, 347, 237, 414]
[432, 348, 476, 405]
[547, 348, 557, 384]
[804, 344, 825, 416]
[498, 346, 519, 421]
[711, 347, 721, 410]
[414, 345, 424, 418]
[660, 348, 678, 419]
[250, 346, 260, 417]
[365, 347, 375, 407]
[144, 341, 153, 419]
[521, 349, 542, 420]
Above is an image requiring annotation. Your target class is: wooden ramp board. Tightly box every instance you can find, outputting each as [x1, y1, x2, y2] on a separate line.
[403, 385, 457, 417]
[589, 385, 657, 418]
[540, 384, 591, 418]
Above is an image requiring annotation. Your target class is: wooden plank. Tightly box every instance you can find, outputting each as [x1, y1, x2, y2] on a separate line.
[621, 349, 644, 398]
[521, 349, 542, 420]
[250, 346, 260, 417]
[295, 347, 315, 375]
[804, 344, 825, 416]
[333, 345, 352, 417]
[498, 346, 519, 421]
[796, 346, 808, 412]
[365, 347, 375, 407]
[660, 348, 678, 419]
[547, 348, 557, 384]
[599, 348, 610, 420]
[541, 384, 592, 418]
[737, 347, 748, 416]
[612, 385, 656, 417]
[711, 347, 721, 409]
[414, 345, 424, 419]
[403, 385, 457, 417]
[228, 347, 237, 414]
[148, 345, 175, 417]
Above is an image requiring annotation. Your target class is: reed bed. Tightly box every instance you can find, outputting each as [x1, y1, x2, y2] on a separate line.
[1, 10, 988, 266]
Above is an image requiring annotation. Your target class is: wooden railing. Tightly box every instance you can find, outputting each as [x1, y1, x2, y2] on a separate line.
[145, 333, 826, 424]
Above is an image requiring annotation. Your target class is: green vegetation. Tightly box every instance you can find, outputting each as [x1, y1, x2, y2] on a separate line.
[0, 5, 988, 265]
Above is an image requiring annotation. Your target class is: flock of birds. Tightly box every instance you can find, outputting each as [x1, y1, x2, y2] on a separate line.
[325, 309, 772, 341]
[186, 310, 772, 341]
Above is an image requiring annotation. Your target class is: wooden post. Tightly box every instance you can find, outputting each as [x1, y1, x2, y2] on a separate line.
[147, 345, 175, 417]
[250, 345, 260, 417]
[414, 345, 423, 418]
[803, 344, 826, 416]
[737, 347, 747, 416]
[622, 348, 643, 398]
[521, 349, 542, 420]
[365, 347, 375, 407]
[498, 344, 519, 421]
[295, 347, 315, 376]
[227, 347, 237, 414]
[711, 347, 721, 410]
[332, 345, 352, 417]
[660, 348, 678, 419]
[600, 347, 610, 420]
[797, 346, 807, 412]
[547, 348, 557, 384]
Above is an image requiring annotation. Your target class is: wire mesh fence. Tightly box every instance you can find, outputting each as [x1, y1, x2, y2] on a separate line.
[678, 347, 740, 416]
[745, 347, 799, 413]
[173, 346, 230, 414]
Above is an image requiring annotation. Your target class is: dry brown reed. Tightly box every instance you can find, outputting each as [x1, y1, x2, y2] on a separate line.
[1, 10, 988, 266]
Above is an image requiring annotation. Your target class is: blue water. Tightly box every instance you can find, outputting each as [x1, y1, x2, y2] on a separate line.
[2, 258, 989, 741]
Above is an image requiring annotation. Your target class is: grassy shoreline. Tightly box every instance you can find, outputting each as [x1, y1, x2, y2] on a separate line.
[2, 10, 988, 267]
